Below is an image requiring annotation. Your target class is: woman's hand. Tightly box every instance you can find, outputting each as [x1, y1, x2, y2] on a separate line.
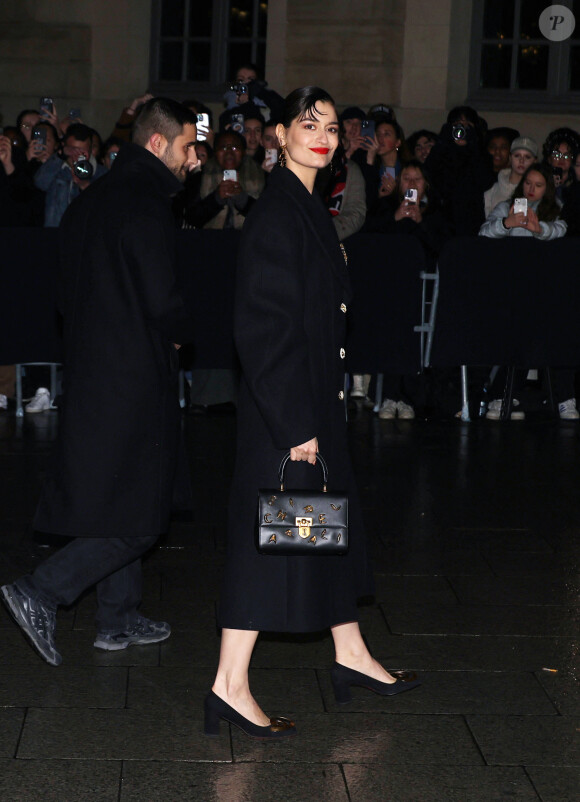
[394, 200, 422, 223]
[217, 179, 243, 199]
[503, 204, 528, 230]
[364, 135, 379, 165]
[290, 437, 318, 465]
[378, 173, 396, 197]
[525, 208, 541, 233]
[345, 134, 366, 159]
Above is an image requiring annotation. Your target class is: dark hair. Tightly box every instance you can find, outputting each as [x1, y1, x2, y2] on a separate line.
[280, 86, 336, 129]
[16, 108, 39, 129]
[513, 162, 560, 222]
[236, 62, 261, 80]
[542, 127, 580, 163]
[447, 105, 480, 128]
[195, 140, 214, 159]
[407, 129, 437, 152]
[182, 99, 214, 129]
[65, 123, 93, 144]
[374, 118, 412, 163]
[214, 129, 247, 152]
[101, 136, 126, 161]
[132, 97, 198, 147]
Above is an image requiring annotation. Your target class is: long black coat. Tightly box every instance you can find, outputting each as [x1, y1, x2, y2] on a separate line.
[34, 144, 194, 537]
[218, 166, 374, 633]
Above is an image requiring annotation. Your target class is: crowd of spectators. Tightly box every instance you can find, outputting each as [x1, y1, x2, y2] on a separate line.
[2, 67, 580, 420]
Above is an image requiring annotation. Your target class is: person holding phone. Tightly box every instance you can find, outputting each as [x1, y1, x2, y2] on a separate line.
[484, 136, 538, 218]
[365, 119, 410, 199]
[183, 130, 264, 229]
[479, 163, 575, 421]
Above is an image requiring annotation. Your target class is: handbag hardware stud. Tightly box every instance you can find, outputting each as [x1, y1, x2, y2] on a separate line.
[330, 503, 341, 510]
[303, 505, 314, 513]
[268, 495, 277, 505]
[284, 529, 293, 537]
[309, 535, 317, 544]
[321, 529, 328, 539]
[269, 534, 277, 543]
[264, 513, 273, 523]
[296, 517, 313, 538]
[276, 510, 287, 520]
[319, 513, 327, 524]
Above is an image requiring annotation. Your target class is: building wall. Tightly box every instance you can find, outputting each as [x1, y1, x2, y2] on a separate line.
[0, 0, 151, 136]
[1, 0, 579, 148]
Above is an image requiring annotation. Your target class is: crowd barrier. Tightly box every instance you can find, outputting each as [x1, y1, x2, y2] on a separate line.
[0, 229, 424, 373]
[2, 229, 580, 374]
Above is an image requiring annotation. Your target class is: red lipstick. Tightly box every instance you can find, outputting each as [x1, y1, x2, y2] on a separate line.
[310, 147, 329, 154]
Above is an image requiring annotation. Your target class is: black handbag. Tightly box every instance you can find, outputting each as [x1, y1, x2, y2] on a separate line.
[257, 452, 348, 555]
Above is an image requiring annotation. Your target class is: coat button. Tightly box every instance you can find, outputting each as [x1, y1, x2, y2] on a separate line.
[340, 348, 346, 359]
[338, 390, 344, 400]
[340, 303, 347, 313]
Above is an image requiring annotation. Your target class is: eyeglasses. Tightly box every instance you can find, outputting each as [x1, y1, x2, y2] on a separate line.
[216, 144, 240, 152]
[551, 150, 572, 160]
[20, 123, 33, 130]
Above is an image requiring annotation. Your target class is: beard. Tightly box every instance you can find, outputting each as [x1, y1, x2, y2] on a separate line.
[160, 142, 188, 183]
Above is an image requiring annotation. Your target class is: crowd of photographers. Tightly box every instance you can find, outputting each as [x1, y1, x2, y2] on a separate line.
[2, 64, 580, 419]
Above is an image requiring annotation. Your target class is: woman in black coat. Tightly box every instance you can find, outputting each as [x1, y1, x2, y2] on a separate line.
[205, 87, 420, 740]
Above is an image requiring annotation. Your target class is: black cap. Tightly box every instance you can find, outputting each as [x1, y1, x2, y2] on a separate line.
[339, 106, 366, 123]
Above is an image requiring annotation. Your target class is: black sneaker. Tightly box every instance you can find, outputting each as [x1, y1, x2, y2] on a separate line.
[93, 615, 171, 651]
[1, 583, 61, 666]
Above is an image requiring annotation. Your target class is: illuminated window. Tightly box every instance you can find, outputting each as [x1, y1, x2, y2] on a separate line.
[150, 0, 268, 95]
[469, 0, 580, 109]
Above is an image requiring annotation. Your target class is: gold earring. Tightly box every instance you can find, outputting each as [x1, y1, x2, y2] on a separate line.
[278, 144, 287, 167]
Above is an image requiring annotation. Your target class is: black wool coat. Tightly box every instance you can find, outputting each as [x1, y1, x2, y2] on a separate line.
[34, 144, 194, 537]
[218, 166, 374, 633]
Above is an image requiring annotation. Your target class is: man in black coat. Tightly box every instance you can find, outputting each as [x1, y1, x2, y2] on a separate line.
[1, 98, 199, 666]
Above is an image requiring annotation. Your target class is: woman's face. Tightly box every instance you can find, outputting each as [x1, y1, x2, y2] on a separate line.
[376, 123, 400, 156]
[488, 136, 511, 171]
[20, 112, 41, 143]
[510, 148, 535, 176]
[195, 143, 210, 165]
[278, 101, 339, 172]
[523, 170, 547, 202]
[399, 166, 426, 201]
[414, 135, 434, 163]
[215, 134, 244, 169]
[548, 141, 572, 173]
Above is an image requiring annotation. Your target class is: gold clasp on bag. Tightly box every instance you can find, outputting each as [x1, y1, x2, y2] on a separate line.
[296, 517, 313, 538]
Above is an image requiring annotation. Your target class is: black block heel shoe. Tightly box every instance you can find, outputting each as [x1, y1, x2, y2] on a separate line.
[203, 691, 297, 739]
[331, 662, 421, 704]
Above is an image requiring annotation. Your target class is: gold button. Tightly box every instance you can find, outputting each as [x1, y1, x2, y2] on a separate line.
[340, 348, 345, 359]
[338, 390, 344, 400]
[340, 303, 347, 313]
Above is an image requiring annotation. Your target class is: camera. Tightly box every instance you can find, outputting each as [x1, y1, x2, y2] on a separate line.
[361, 119, 375, 142]
[40, 97, 54, 118]
[230, 113, 245, 134]
[452, 123, 467, 141]
[73, 156, 94, 180]
[404, 188, 418, 204]
[230, 81, 248, 97]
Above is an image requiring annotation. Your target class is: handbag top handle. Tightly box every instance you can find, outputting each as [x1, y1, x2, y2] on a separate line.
[278, 451, 329, 492]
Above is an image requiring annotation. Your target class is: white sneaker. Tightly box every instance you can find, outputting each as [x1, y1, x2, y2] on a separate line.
[350, 374, 365, 398]
[0, 394, 7, 411]
[26, 387, 51, 413]
[378, 399, 397, 419]
[485, 398, 525, 420]
[396, 401, 415, 419]
[558, 398, 579, 420]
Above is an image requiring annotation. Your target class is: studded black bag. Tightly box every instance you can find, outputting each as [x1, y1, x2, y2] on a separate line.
[257, 452, 348, 555]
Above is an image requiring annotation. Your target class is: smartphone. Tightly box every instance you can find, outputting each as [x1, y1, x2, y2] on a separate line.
[230, 113, 245, 134]
[404, 188, 418, 204]
[223, 169, 237, 182]
[513, 197, 527, 215]
[196, 112, 209, 142]
[108, 150, 118, 163]
[32, 127, 47, 146]
[265, 148, 278, 167]
[361, 119, 375, 142]
[40, 97, 54, 118]
[68, 108, 81, 120]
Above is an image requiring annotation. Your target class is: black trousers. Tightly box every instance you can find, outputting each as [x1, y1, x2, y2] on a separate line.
[17, 535, 158, 632]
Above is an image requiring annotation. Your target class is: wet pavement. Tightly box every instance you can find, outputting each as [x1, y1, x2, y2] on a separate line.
[0, 406, 579, 801]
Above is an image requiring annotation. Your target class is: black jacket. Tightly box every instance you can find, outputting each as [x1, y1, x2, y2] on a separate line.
[218, 165, 373, 632]
[35, 144, 194, 536]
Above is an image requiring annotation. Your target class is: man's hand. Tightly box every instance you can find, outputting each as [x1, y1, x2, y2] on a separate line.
[290, 437, 318, 465]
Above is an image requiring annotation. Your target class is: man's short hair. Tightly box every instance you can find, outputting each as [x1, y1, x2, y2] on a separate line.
[132, 97, 198, 147]
[65, 123, 93, 144]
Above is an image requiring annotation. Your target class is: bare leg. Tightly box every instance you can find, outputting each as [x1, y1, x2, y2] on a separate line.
[212, 628, 270, 726]
[331, 621, 398, 684]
